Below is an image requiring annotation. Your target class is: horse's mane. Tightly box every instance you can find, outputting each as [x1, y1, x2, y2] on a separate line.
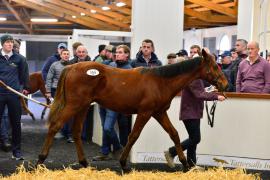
[141, 57, 202, 78]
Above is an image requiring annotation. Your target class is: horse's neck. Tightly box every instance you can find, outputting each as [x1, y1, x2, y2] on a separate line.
[166, 68, 200, 95]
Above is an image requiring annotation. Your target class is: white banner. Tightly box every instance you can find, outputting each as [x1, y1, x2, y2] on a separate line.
[136, 152, 270, 171]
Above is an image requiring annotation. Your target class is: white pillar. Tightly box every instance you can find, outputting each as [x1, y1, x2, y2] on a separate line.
[131, 0, 184, 64]
[237, 0, 270, 55]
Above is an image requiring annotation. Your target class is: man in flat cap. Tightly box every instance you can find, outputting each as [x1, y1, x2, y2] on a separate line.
[0, 34, 29, 160]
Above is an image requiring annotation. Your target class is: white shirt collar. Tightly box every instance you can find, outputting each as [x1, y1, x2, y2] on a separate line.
[1, 49, 13, 58]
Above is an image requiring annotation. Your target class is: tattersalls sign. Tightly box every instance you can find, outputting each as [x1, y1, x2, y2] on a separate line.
[136, 152, 270, 171]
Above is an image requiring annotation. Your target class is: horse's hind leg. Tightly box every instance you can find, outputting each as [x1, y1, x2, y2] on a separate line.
[20, 97, 35, 121]
[153, 112, 189, 172]
[37, 106, 77, 166]
[71, 107, 89, 167]
[119, 112, 152, 173]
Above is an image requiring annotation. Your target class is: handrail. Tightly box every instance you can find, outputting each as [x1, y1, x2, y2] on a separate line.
[177, 92, 270, 99]
[223, 92, 270, 99]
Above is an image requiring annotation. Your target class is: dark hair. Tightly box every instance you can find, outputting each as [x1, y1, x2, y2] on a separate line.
[116, 44, 130, 58]
[236, 39, 248, 48]
[72, 42, 83, 50]
[190, 45, 202, 56]
[60, 48, 69, 54]
[230, 48, 236, 52]
[14, 39, 21, 46]
[167, 53, 177, 59]
[98, 44, 106, 53]
[142, 39, 155, 51]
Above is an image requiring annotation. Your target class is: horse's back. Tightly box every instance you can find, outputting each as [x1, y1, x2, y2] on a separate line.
[29, 71, 45, 94]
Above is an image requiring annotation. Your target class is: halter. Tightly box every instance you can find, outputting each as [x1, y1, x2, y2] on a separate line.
[203, 59, 223, 128]
[205, 100, 217, 128]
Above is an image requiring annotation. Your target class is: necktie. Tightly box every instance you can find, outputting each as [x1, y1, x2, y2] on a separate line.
[4, 55, 9, 61]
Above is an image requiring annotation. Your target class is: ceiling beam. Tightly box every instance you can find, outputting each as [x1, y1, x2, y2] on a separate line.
[11, 0, 118, 31]
[191, 2, 236, 12]
[186, 0, 237, 18]
[186, 0, 230, 8]
[0, 10, 11, 14]
[185, 18, 230, 28]
[35, 0, 120, 30]
[62, 0, 129, 22]
[184, 7, 236, 23]
[86, 0, 131, 15]
[2, 0, 33, 34]
[44, 0, 130, 29]
[118, 0, 131, 7]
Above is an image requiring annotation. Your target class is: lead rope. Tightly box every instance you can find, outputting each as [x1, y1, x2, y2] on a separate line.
[205, 100, 217, 128]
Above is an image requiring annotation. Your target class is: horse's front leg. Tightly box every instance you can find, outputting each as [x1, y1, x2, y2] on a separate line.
[120, 112, 152, 174]
[153, 112, 189, 172]
[72, 107, 89, 167]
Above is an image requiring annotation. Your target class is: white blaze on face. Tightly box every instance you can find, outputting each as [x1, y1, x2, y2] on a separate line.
[86, 69, 100, 76]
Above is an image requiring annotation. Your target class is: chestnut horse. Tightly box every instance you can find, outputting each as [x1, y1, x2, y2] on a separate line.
[37, 50, 228, 172]
[21, 71, 50, 120]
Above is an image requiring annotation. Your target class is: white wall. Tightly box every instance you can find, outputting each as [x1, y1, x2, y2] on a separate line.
[92, 96, 270, 170]
[131, 0, 184, 64]
[183, 26, 237, 54]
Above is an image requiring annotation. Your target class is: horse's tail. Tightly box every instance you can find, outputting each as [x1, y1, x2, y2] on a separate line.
[47, 67, 69, 126]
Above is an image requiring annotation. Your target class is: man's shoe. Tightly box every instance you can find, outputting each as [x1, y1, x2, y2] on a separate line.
[113, 147, 123, 159]
[54, 132, 64, 139]
[12, 151, 24, 161]
[67, 137, 74, 143]
[164, 151, 175, 168]
[92, 153, 112, 161]
[1, 142, 11, 152]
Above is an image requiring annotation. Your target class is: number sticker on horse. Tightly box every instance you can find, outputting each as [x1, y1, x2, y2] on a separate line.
[86, 69, 100, 76]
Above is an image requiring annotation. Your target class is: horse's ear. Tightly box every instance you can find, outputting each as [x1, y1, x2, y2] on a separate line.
[202, 48, 207, 58]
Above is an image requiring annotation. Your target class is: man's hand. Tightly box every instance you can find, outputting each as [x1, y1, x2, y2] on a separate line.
[45, 92, 51, 99]
[217, 95, 226, 101]
[22, 89, 29, 95]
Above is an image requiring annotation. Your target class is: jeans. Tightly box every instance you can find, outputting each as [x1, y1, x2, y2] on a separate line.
[99, 106, 121, 155]
[168, 119, 201, 166]
[117, 114, 131, 146]
[81, 106, 94, 142]
[51, 88, 72, 138]
[1, 106, 9, 143]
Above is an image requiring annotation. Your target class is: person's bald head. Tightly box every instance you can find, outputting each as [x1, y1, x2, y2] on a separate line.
[247, 41, 260, 60]
[76, 45, 88, 60]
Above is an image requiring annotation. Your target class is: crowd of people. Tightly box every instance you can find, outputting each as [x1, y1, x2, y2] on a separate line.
[0, 33, 269, 169]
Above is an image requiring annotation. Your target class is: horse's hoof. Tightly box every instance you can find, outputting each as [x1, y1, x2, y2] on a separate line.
[79, 159, 88, 167]
[183, 165, 191, 173]
[36, 154, 47, 167]
[30, 114, 36, 121]
[121, 166, 132, 175]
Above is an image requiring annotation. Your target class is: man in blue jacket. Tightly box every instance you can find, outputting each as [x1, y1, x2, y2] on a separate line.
[131, 39, 162, 67]
[0, 34, 29, 160]
[41, 42, 67, 81]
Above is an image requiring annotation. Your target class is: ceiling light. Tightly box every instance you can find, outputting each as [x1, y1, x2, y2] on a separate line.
[0, 17, 7, 21]
[91, 9, 97, 13]
[31, 18, 58, 22]
[116, 2, 126, 7]
[102, 6, 110, 11]
[72, 15, 76, 19]
[80, 13, 85, 16]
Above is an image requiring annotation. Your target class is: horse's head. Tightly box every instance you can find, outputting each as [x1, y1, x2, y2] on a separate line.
[200, 49, 228, 92]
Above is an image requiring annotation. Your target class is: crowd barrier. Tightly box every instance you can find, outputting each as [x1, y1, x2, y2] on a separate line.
[92, 93, 270, 170]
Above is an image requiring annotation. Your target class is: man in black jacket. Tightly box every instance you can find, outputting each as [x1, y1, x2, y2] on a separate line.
[0, 34, 29, 160]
